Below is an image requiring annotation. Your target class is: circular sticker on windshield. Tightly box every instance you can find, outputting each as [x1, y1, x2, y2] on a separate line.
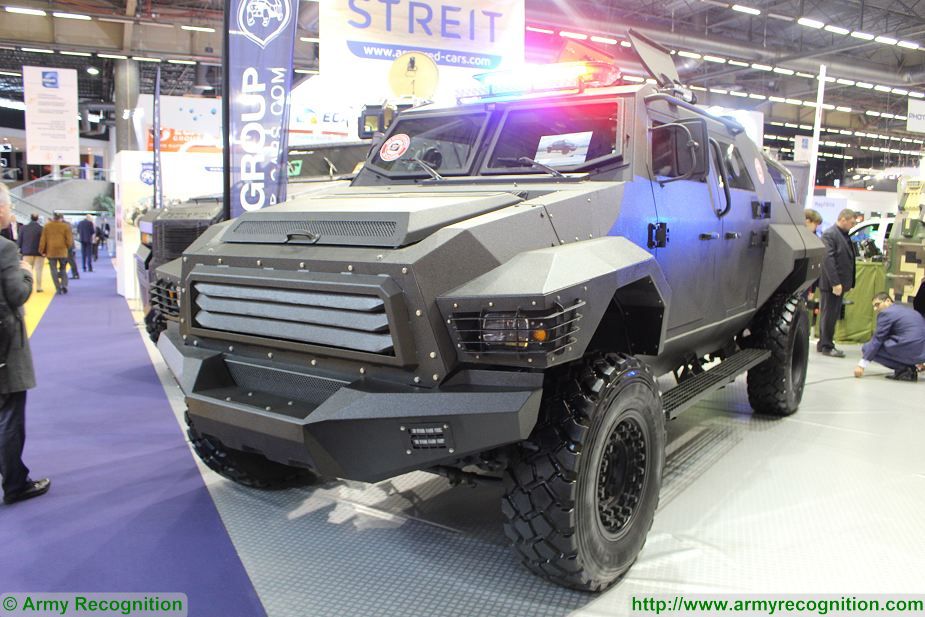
[754, 157, 766, 185]
[379, 134, 411, 162]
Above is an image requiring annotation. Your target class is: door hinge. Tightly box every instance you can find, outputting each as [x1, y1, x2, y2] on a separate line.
[750, 230, 769, 247]
[648, 222, 669, 248]
[751, 200, 771, 219]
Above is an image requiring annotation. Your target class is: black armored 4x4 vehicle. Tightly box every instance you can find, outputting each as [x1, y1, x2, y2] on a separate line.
[158, 33, 824, 590]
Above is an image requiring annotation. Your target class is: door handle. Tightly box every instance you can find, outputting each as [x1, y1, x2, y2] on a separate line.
[699, 232, 719, 241]
[725, 232, 741, 240]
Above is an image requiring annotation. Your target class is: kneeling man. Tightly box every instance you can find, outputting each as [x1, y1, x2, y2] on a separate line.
[854, 293, 925, 381]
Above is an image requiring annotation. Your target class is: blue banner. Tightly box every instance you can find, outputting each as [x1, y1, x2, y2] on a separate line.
[224, 0, 298, 218]
[153, 66, 163, 210]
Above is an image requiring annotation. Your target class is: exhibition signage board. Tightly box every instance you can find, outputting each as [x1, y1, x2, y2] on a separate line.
[319, 0, 525, 99]
[224, 0, 299, 218]
[908, 99, 925, 134]
[794, 135, 814, 162]
[22, 66, 79, 166]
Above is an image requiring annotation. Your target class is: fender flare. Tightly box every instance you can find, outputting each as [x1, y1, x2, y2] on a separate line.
[437, 237, 671, 367]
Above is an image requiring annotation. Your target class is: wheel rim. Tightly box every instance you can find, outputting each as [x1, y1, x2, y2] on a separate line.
[596, 416, 648, 537]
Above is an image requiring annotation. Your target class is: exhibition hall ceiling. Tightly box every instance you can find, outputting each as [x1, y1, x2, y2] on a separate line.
[0, 0, 924, 163]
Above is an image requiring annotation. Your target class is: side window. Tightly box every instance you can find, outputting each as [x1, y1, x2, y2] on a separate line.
[717, 142, 755, 191]
[650, 121, 694, 178]
[765, 161, 794, 203]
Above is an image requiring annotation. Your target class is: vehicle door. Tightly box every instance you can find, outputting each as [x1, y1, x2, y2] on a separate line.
[713, 139, 768, 316]
[647, 109, 722, 337]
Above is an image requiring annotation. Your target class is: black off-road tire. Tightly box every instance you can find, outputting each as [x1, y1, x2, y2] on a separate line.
[743, 293, 810, 416]
[185, 412, 322, 489]
[502, 354, 666, 591]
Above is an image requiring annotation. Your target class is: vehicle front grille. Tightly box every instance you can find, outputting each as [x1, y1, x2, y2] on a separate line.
[154, 220, 212, 263]
[151, 278, 180, 320]
[191, 281, 396, 355]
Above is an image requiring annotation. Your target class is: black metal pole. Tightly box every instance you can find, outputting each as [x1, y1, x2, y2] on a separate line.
[221, 0, 231, 221]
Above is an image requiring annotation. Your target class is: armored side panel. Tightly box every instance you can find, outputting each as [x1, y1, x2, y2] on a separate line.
[886, 182, 925, 305]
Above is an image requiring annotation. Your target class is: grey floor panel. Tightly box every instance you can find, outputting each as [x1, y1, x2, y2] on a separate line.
[140, 329, 925, 617]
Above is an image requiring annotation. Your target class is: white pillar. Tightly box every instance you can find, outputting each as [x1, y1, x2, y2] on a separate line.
[806, 64, 826, 208]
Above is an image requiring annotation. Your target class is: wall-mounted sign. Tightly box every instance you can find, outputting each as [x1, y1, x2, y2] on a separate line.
[908, 99, 925, 134]
[23, 66, 79, 166]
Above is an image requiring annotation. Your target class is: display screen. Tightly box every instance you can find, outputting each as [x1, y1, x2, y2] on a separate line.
[534, 131, 593, 166]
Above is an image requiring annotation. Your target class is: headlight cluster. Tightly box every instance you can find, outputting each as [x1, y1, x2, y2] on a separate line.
[446, 301, 584, 359]
[481, 313, 550, 347]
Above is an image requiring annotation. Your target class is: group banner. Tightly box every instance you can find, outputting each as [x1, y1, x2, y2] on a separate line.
[224, 0, 299, 218]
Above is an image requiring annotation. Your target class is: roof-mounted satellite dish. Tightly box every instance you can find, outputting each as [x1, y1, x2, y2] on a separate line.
[627, 29, 695, 102]
[388, 52, 439, 99]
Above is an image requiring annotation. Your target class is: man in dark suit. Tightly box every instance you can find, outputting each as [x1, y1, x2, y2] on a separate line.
[76, 214, 95, 273]
[854, 293, 925, 381]
[0, 183, 51, 504]
[817, 208, 857, 357]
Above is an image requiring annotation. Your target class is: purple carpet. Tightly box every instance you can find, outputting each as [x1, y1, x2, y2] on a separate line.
[0, 253, 266, 617]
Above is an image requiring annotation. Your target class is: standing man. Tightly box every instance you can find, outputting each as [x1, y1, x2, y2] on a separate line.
[76, 214, 95, 273]
[0, 184, 51, 504]
[854, 293, 925, 381]
[18, 214, 44, 293]
[817, 208, 857, 357]
[39, 213, 73, 295]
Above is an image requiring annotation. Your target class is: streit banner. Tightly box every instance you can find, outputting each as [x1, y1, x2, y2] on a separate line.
[224, 0, 298, 218]
[22, 66, 79, 166]
[320, 0, 525, 99]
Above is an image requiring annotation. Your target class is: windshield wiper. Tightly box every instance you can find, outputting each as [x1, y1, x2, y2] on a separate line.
[411, 156, 444, 181]
[497, 156, 565, 178]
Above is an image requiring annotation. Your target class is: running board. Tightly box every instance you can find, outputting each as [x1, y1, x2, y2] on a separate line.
[662, 348, 770, 418]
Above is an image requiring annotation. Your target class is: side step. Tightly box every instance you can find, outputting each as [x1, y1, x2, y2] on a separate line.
[662, 348, 770, 418]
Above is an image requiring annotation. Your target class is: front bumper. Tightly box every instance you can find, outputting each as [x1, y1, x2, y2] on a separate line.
[159, 327, 543, 483]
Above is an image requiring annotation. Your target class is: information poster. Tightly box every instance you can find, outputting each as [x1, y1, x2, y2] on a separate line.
[908, 99, 925, 134]
[23, 66, 79, 165]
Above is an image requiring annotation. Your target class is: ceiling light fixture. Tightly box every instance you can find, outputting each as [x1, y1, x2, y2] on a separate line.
[590, 35, 618, 45]
[728, 59, 750, 67]
[797, 17, 825, 29]
[855, 82, 874, 89]
[836, 78, 856, 86]
[0, 70, 21, 77]
[86, 67, 100, 75]
[731, 4, 760, 15]
[5, 6, 46, 16]
[167, 59, 196, 65]
[702, 55, 726, 63]
[295, 68, 319, 74]
[824, 25, 850, 35]
[299, 36, 320, 43]
[181, 25, 216, 32]
[678, 51, 701, 59]
[751, 63, 772, 71]
[132, 56, 162, 62]
[98, 53, 128, 59]
[53, 12, 90, 20]
[874, 36, 898, 45]
[850, 31, 875, 40]
[897, 40, 920, 49]
[60, 50, 92, 57]
[773, 67, 795, 75]
[525, 26, 554, 34]
[559, 31, 587, 40]
[21, 47, 54, 53]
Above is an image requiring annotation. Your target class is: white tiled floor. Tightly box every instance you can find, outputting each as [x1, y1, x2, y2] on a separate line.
[144, 334, 925, 617]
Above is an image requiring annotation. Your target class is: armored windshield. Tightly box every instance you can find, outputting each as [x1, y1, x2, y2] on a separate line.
[486, 100, 622, 172]
[369, 112, 488, 177]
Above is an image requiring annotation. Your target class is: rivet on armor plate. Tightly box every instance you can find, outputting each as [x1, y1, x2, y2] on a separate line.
[225, 397, 231, 402]
[287, 401, 293, 406]
[347, 265, 354, 272]
[488, 301, 494, 307]
[217, 258, 222, 264]
[311, 359, 317, 366]
[528, 358, 533, 363]
[183, 257, 187, 262]
[443, 424, 449, 429]
[406, 450, 412, 455]
[453, 303, 458, 308]
[448, 448, 455, 454]
[267, 352, 273, 358]
[432, 374, 439, 381]
[429, 352, 436, 359]
[415, 309, 422, 317]
[401, 267, 408, 274]
[414, 376, 421, 384]
[299, 262, 305, 268]
[182, 335, 187, 340]
[228, 346, 234, 352]
[400, 426, 406, 431]
[180, 318, 185, 324]
[192, 340, 198, 346]
[256, 260, 262, 266]
[247, 392, 253, 397]
[360, 367, 366, 374]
